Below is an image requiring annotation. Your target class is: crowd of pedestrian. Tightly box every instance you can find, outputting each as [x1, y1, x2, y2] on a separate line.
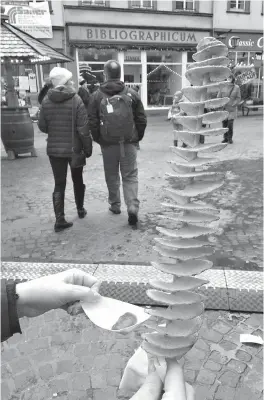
[37, 61, 147, 233]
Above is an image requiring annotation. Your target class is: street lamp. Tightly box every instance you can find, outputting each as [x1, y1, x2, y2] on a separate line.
[229, 36, 240, 49]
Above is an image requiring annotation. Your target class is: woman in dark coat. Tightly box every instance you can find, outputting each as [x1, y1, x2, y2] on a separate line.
[38, 80, 53, 104]
[38, 67, 92, 232]
[218, 74, 241, 144]
[78, 77, 90, 108]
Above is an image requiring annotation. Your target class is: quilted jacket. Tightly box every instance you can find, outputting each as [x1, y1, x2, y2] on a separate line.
[38, 86, 91, 158]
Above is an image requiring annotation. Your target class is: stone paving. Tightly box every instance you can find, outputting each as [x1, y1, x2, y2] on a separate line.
[1, 310, 263, 400]
[1, 115, 263, 268]
[1, 114, 263, 399]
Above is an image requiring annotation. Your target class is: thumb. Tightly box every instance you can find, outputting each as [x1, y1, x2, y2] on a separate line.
[62, 284, 101, 303]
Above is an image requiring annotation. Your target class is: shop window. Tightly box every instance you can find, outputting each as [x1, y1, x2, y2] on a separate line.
[227, 0, 250, 13]
[147, 63, 182, 107]
[78, 49, 118, 90]
[173, 0, 196, 11]
[124, 64, 142, 95]
[78, 48, 117, 62]
[236, 51, 250, 65]
[147, 50, 179, 63]
[228, 51, 237, 65]
[187, 51, 195, 63]
[129, 1, 157, 9]
[124, 51, 141, 63]
[80, 0, 109, 6]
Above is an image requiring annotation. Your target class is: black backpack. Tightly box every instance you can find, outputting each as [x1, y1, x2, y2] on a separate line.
[99, 87, 136, 155]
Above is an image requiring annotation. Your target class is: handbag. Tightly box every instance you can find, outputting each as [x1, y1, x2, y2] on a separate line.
[71, 95, 86, 169]
[221, 85, 236, 122]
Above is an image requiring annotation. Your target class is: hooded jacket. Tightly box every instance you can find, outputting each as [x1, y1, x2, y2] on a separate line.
[88, 80, 147, 146]
[38, 86, 91, 158]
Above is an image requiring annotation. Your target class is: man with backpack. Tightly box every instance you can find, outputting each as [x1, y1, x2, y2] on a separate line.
[88, 60, 147, 226]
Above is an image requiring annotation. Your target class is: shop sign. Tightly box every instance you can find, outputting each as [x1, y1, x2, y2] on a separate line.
[28, 73, 37, 93]
[19, 76, 29, 91]
[68, 26, 209, 45]
[226, 33, 263, 52]
[3, 1, 52, 39]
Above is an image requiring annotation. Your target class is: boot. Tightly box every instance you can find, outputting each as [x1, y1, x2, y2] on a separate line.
[53, 192, 73, 233]
[228, 131, 233, 144]
[74, 184, 87, 218]
[128, 205, 138, 226]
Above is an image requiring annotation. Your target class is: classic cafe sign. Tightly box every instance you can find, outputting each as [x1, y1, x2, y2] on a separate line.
[68, 26, 208, 45]
[228, 35, 263, 50]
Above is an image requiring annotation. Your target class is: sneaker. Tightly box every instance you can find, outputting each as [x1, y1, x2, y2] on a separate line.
[128, 213, 138, 226]
[109, 206, 121, 215]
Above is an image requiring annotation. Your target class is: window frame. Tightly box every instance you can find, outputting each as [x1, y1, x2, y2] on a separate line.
[230, 0, 246, 11]
[129, 0, 157, 10]
[227, 0, 250, 13]
[80, 0, 109, 6]
[173, 0, 196, 12]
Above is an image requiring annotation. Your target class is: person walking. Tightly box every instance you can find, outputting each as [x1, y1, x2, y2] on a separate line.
[78, 76, 90, 109]
[218, 74, 241, 144]
[38, 67, 92, 232]
[88, 60, 147, 226]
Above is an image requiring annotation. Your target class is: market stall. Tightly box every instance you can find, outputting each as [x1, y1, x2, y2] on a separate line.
[0, 6, 72, 160]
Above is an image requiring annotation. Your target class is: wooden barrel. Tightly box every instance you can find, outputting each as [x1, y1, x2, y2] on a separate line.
[1, 107, 34, 155]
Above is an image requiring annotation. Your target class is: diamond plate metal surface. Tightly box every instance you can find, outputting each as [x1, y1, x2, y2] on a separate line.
[197, 269, 226, 288]
[225, 269, 263, 291]
[94, 264, 169, 283]
[100, 282, 229, 310]
[228, 288, 263, 313]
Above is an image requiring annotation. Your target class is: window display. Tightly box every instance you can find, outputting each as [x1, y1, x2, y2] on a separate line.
[147, 63, 182, 106]
[78, 49, 118, 91]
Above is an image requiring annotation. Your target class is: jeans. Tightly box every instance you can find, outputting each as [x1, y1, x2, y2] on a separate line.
[223, 119, 234, 141]
[101, 144, 139, 213]
[49, 156, 84, 194]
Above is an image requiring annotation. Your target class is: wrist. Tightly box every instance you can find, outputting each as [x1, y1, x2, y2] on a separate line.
[16, 282, 29, 318]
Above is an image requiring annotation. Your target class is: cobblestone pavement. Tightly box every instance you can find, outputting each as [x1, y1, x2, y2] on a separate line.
[1, 310, 263, 400]
[1, 115, 263, 267]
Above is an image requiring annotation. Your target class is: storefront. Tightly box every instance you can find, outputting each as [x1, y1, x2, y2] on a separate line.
[226, 32, 263, 100]
[1, 1, 64, 107]
[67, 25, 210, 109]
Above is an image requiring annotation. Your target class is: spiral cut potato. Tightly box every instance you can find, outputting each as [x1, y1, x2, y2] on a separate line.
[142, 37, 231, 360]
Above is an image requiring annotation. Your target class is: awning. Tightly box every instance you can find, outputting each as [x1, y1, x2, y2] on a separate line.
[1, 19, 73, 64]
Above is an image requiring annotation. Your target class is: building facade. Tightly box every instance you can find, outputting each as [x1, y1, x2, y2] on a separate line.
[213, 0, 263, 100]
[63, 0, 213, 109]
[3, 0, 262, 109]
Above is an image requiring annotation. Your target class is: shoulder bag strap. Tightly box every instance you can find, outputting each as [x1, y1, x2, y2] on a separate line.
[72, 95, 77, 151]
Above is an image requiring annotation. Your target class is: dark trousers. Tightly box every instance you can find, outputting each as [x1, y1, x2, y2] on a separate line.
[223, 119, 234, 141]
[49, 156, 84, 194]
